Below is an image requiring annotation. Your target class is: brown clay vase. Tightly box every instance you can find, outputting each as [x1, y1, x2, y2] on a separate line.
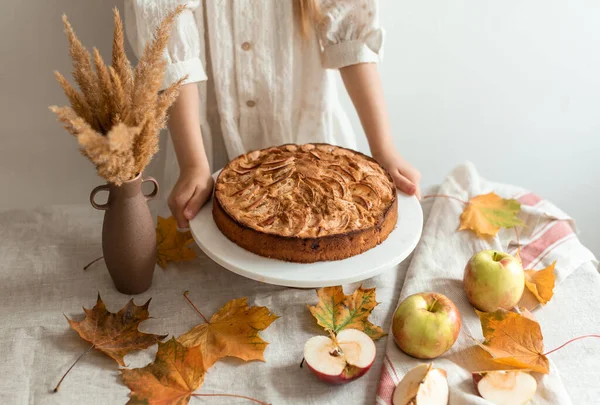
[90, 173, 159, 295]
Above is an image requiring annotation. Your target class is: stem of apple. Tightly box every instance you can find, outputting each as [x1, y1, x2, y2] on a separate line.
[83, 256, 103, 271]
[328, 330, 344, 357]
[183, 291, 209, 324]
[53, 344, 94, 392]
[543, 334, 600, 356]
[191, 393, 270, 404]
[427, 298, 438, 312]
[422, 194, 468, 204]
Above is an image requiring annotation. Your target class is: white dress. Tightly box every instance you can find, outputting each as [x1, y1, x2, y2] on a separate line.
[125, 0, 383, 191]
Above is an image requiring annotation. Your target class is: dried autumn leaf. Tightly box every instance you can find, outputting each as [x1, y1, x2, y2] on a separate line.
[121, 338, 205, 405]
[524, 262, 556, 305]
[178, 295, 279, 369]
[65, 294, 167, 366]
[156, 215, 196, 269]
[308, 285, 386, 340]
[475, 309, 549, 374]
[459, 192, 523, 238]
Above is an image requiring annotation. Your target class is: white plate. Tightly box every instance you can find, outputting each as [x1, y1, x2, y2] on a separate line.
[190, 173, 423, 288]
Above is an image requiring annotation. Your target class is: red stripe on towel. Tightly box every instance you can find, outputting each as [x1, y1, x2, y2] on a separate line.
[385, 354, 400, 381]
[518, 192, 542, 207]
[376, 362, 395, 405]
[528, 234, 575, 270]
[520, 220, 574, 268]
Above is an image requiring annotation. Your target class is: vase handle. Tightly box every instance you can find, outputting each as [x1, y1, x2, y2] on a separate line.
[90, 184, 110, 210]
[142, 176, 159, 201]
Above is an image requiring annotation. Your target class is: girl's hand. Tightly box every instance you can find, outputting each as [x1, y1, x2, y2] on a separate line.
[168, 166, 214, 229]
[373, 148, 421, 199]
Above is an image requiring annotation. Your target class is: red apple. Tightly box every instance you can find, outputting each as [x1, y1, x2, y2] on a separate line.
[392, 363, 449, 405]
[303, 329, 376, 384]
[464, 250, 524, 312]
[473, 370, 537, 405]
[392, 292, 461, 359]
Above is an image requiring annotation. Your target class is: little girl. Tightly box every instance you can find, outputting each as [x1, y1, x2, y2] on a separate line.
[125, 0, 420, 229]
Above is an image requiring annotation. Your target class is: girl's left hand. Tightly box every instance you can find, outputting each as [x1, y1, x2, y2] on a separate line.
[372, 148, 421, 199]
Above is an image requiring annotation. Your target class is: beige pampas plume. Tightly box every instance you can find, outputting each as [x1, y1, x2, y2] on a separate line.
[54, 71, 94, 126]
[93, 47, 114, 131]
[49, 106, 94, 137]
[132, 75, 187, 174]
[129, 5, 185, 126]
[111, 8, 133, 106]
[109, 67, 127, 124]
[155, 76, 187, 128]
[51, 7, 186, 185]
[77, 124, 140, 185]
[62, 14, 102, 132]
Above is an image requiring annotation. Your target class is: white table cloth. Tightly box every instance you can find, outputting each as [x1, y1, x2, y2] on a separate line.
[0, 163, 598, 405]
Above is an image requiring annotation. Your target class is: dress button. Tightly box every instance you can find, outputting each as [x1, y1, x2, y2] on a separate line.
[246, 100, 256, 107]
[241, 42, 252, 51]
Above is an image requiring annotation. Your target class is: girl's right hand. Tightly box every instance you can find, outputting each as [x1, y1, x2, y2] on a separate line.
[168, 166, 214, 230]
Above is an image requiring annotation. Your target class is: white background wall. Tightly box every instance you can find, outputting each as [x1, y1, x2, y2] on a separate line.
[1, 1, 599, 256]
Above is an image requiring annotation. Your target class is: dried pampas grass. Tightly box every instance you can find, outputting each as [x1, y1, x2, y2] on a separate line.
[50, 6, 187, 185]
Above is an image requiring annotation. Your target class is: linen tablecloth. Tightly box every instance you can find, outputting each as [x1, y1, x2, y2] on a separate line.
[1, 163, 598, 405]
[0, 207, 405, 405]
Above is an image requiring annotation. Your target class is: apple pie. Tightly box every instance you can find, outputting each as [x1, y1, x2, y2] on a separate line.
[213, 143, 397, 262]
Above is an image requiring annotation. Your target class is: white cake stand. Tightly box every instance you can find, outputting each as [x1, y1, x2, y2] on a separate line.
[189, 174, 423, 288]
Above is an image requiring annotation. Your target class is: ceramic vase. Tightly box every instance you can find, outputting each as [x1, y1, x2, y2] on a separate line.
[90, 173, 158, 294]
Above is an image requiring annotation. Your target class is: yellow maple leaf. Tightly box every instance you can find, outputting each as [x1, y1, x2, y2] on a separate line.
[177, 296, 279, 369]
[308, 285, 386, 340]
[121, 338, 205, 405]
[475, 309, 549, 374]
[156, 216, 196, 269]
[524, 262, 556, 305]
[459, 192, 523, 238]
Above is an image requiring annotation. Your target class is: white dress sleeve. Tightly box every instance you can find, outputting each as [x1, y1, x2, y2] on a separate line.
[124, 0, 207, 90]
[317, 0, 384, 69]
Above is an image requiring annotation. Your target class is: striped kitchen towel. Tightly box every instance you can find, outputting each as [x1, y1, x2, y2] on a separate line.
[376, 162, 597, 405]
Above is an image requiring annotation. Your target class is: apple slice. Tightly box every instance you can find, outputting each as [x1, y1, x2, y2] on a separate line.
[473, 370, 537, 405]
[303, 329, 376, 384]
[393, 363, 449, 405]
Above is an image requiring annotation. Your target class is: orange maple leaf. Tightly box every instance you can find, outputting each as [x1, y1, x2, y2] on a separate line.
[459, 192, 523, 238]
[177, 295, 279, 369]
[524, 262, 556, 305]
[66, 294, 167, 366]
[121, 338, 205, 405]
[308, 285, 386, 340]
[156, 215, 196, 269]
[121, 338, 270, 405]
[475, 309, 549, 374]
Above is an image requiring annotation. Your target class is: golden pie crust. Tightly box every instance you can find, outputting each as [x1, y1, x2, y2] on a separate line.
[213, 143, 397, 262]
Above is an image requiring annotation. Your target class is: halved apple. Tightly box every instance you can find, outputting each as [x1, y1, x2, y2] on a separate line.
[392, 363, 449, 405]
[303, 329, 376, 384]
[473, 370, 537, 405]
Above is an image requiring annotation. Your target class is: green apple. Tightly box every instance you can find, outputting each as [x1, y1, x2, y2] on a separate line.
[391, 292, 461, 359]
[463, 250, 524, 312]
